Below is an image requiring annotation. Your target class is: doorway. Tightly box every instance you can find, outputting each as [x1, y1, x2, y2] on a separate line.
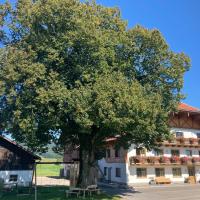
[187, 166, 196, 183]
[108, 167, 112, 182]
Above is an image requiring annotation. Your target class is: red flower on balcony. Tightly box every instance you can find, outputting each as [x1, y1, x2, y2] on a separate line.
[181, 156, 191, 164]
[189, 138, 197, 144]
[192, 157, 200, 163]
[171, 156, 180, 163]
[160, 156, 170, 164]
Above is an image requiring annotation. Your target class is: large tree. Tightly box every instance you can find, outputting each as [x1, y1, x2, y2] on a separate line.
[0, 0, 190, 187]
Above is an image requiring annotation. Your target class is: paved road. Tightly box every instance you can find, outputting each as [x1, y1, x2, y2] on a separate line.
[102, 184, 200, 200]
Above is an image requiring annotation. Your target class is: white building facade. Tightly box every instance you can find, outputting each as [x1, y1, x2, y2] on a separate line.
[98, 103, 200, 184]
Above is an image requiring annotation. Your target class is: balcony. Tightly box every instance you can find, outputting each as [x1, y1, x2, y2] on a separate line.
[129, 156, 200, 166]
[161, 137, 200, 147]
[105, 157, 126, 163]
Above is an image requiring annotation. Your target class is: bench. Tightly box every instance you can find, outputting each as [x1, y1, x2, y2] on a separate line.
[66, 187, 80, 198]
[155, 177, 171, 184]
[86, 185, 101, 196]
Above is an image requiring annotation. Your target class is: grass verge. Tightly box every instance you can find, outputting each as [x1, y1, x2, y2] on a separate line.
[1, 186, 121, 200]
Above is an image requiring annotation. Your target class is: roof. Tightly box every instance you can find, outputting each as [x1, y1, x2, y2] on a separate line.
[178, 103, 200, 112]
[0, 135, 41, 160]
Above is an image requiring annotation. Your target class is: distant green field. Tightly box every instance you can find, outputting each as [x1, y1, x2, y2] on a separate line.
[37, 158, 63, 177]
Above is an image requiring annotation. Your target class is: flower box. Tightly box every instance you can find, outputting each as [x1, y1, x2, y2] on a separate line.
[189, 138, 198, 145]
[159, 156, 170, 164]
[171, 156, 180, 164]
[192, 157, 200, 164]
[130, 156, 147, 164]
[147, 156, 160, 164]
[147, 157, 155, 164]
[181, 156, 192, 164]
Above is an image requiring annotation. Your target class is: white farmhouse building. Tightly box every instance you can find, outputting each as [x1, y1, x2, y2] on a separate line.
[98, 103, 200, 184]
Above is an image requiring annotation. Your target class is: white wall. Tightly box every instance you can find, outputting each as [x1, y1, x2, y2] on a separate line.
[171, 128, 200, 138]
[98, 159, 127, 183]
[127, 166, 188, 184]
[98, 128, 200, 184]
[0, 170, 33, 186]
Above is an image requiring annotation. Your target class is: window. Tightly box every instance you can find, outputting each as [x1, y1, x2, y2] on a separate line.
[155, 168, 165, 177]
[197, 133, 200, 138]
[115, 168, 121, 177]
[136, 148, 146, 156]
[9, 175, 18, 182]
[154, 149, 164, 156]
[104, 167, 107, 176]
[171, 149, 180, 156]
[186, 149, 192, 157]
[175, 131, 183, 137]
[172, 168, 182, 177]
[136, 168, 147, 178]
[106, 149, 111, 158]
[115, 149, 120, 158]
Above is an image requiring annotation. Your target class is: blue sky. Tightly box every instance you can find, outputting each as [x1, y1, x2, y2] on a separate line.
[96, 0, 200, 108]
[1, 0, 200, 108]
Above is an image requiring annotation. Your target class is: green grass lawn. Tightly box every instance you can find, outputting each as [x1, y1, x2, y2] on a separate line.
[37, 158, 63, 177]
[1, 186, 120, 200]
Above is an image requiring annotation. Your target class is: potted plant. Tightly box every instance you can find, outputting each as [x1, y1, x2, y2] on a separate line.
[181, 156, 191, 164]
[147, 156, 155, 164]
[140, 156, 147, 164]
[160, 156, 170, 164]
[171, 156, 180, 164]
[189, 138, 197, 145]
[132, 156, 147, 164]
[192, 157, 200, 164]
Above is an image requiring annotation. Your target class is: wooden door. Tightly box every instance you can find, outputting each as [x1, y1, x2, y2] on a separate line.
[108, 167, 112, 182]
[187, 166, 196, 183]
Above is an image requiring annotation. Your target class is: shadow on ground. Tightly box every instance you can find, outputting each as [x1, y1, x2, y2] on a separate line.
[100, 186, 141, 198]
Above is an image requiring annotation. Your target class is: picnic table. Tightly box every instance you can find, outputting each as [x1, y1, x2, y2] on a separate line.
[66, 185, 101, 198]
[66, 187, 86, 198]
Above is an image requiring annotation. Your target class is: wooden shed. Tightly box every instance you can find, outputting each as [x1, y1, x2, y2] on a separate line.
[0, 135, 40, 186]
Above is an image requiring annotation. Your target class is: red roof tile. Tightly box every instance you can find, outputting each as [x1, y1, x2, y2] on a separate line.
[178, 103, 200, 112]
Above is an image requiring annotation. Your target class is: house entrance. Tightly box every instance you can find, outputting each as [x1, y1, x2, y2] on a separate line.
[187, 166, 196, 183]
[108, 167, 112, 182]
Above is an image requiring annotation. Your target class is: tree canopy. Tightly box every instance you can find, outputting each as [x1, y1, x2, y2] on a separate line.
[0, 0, 190, 186]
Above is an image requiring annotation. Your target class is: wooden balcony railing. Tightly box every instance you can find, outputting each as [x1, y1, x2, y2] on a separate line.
[105, 157, 126, 163]
[161, 137, 200, 147]
[129, 156, 200, 165]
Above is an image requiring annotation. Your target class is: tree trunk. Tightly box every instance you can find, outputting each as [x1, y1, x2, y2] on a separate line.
[77, 146, 98, 188]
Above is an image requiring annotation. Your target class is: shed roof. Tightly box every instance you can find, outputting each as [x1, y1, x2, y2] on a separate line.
[0, 135, 41, 160]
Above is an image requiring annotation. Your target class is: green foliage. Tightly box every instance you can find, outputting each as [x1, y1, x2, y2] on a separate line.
[0, 0, 190, 155]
